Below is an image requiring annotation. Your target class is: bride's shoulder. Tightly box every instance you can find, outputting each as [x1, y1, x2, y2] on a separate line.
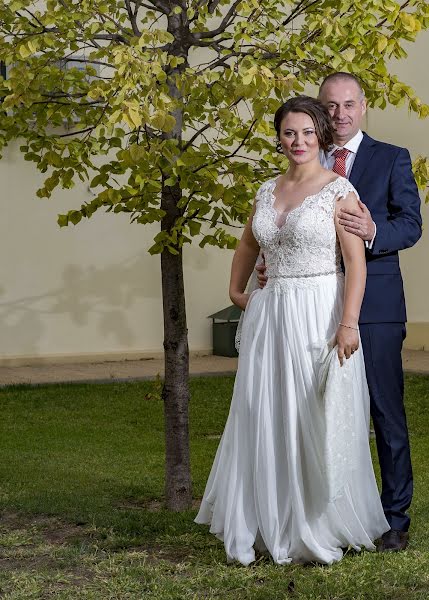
[255, 178, 277, 201]
[330, 176, 359, 199]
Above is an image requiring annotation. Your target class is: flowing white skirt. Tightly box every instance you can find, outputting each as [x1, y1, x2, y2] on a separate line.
[195, 273, 389, 565]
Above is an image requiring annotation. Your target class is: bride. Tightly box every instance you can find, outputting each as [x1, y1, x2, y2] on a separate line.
[194, 95, 389, 565]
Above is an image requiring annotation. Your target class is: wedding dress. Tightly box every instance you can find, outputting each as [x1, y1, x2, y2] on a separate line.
[195, 176, 389, 565]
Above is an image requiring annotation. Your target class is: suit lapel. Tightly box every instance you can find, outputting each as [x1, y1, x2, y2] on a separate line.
[349, 132, 376, 188]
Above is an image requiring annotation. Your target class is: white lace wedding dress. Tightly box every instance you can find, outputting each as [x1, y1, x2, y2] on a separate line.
[195, 176, 389, 565]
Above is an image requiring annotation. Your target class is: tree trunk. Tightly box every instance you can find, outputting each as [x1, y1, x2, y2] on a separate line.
[160, 7, 193, 511]
[161, 185, 192, 511]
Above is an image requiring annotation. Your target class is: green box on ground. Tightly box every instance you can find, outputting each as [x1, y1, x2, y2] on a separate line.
[208, 305, 242, 358]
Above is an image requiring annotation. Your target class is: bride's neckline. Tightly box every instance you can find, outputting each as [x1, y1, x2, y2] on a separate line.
[268, 177, 342, 230]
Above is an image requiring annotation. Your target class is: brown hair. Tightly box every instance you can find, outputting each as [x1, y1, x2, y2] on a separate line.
[274, 95, 333, 151]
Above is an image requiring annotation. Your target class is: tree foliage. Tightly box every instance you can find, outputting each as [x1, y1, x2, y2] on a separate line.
[0, 0, 428, 253]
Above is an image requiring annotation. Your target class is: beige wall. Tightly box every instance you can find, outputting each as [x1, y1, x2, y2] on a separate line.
[1, 32, 428, 365]
[0, 141, 234, 364]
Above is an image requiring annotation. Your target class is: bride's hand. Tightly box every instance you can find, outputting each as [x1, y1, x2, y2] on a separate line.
[230, 292, 250, 311]
[335, 324, 359, 366]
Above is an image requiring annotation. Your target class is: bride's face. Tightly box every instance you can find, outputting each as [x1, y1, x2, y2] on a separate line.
[278, 112, 320, 165]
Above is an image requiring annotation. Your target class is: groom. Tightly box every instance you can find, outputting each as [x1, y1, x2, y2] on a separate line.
[257, 72, 422, 552]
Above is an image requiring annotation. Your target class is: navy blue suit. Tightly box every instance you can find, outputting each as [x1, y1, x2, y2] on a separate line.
[349, 132, 422, 531]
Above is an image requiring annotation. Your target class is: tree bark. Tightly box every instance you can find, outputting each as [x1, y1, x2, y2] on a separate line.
[160, 4, 193, 512]
[160, 184, 192, 511]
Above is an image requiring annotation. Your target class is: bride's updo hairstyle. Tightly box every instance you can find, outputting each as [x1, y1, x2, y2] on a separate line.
[274, 95, 333, 151]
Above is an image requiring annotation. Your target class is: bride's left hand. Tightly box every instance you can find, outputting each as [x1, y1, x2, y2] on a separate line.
[335, 325, 359, 366]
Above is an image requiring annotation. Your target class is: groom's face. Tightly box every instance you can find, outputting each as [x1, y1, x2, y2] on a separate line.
[319, 79, 366, 146]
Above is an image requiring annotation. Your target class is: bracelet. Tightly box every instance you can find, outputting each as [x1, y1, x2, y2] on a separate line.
[339, 322, 359, 331]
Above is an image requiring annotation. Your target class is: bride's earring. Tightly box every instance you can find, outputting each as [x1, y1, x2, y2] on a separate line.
[276, 140, 283, 154]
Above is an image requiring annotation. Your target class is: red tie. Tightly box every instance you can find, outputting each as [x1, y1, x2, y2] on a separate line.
[332, 148, 350, 178]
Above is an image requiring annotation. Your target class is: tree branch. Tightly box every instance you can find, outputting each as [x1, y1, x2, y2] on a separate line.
[193, 0, 242, 39]
[183, 92, 245, 151]
[125, 0, 141, 35]
[94, 10, 131, 43]
[31, 99, 104, 106]
[61, 57, 113, 69]
[57, 127, 95, 138]
[192, 119, 257, 174]
[282, 0, 319, 26]
[55, 0, 101, 48]
[377, 0, 412, 27]
[144, 0, 170, 15]
[182, 122, 211, 151]
[92, 32, 129, 43]
[207, 0, 222, 14]
[22, 8, 46, 30]
[192, 36, 230, 48]
[194, 51, 240, 74]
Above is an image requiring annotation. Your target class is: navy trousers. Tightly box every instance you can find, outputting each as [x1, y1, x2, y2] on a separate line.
[359, 323, 413, 532]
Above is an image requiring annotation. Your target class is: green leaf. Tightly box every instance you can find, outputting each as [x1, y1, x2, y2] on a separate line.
[57, 214, 69, 227]
[68, 211, 82, 225]
[188, 221, 201, 236]
[129, 144, 146, 163]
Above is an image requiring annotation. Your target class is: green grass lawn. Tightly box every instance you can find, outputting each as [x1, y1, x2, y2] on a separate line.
[0, 375, 428, 599]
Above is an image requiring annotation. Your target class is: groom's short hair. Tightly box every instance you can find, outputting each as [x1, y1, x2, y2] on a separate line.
[319, 72, 365, 99]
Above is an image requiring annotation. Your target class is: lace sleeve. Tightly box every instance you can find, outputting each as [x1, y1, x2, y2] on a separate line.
[336, 178, 360, 202]
[255, 180, 274, 204]
[321, 178, 360, 217]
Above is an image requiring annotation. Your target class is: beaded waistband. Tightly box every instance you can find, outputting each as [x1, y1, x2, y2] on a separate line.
[267, 269, 342, 280]
[265, 270, 343, 291]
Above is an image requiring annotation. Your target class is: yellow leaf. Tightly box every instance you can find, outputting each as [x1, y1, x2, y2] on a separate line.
[125, 108, 142, 129]
[241, 66, 257, 85]
[400, 13, 416, 32]
[377, 35, 388, 52]
[342, 48, 355, 62]
[163, 114, 176, 132]
[27, 38, 38, 53]
[151, 110, 166, 130]
[260, 66, 274, 78]
[242, 72, 255, 85]
[18, 44, 32, 59]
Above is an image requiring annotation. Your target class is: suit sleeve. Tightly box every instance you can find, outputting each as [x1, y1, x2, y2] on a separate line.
[369, 148, 422, 255]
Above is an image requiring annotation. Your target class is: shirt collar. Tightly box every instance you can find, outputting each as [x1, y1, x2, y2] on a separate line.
[327, 130, 363, 157]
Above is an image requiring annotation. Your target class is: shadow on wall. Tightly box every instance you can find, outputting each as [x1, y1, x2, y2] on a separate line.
[0, 252, 161, 356]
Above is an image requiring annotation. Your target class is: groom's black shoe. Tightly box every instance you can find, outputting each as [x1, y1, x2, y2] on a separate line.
[377, 529, 409, 552]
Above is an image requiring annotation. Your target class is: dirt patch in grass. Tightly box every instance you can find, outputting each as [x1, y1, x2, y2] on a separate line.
[0, 510, 92, 545]
[116, 497, 201, 512]
[0, 509, 197, 571]
[134, 542, 196, 565]
[0, 510, 97, 583]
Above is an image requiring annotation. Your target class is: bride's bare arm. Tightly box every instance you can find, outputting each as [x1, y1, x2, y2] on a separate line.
[335, 192, 367, 365]
[229, 203, 261, 310]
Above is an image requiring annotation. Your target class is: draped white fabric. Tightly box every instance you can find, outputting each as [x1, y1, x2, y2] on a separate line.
[195, 178, 389, 565]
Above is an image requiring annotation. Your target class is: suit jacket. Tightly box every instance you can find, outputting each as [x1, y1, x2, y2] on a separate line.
[349, 132, 422, 323]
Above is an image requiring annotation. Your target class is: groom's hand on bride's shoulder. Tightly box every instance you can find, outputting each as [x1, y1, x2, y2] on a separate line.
[256, 263, 268, 289]
[338, 200, 375, 242]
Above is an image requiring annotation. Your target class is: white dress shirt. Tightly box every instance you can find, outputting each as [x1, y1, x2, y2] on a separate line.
[320, 130, 376, 249]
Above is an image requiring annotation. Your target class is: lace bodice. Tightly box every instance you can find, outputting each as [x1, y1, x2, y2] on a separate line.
[252, 176, 358, 279]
